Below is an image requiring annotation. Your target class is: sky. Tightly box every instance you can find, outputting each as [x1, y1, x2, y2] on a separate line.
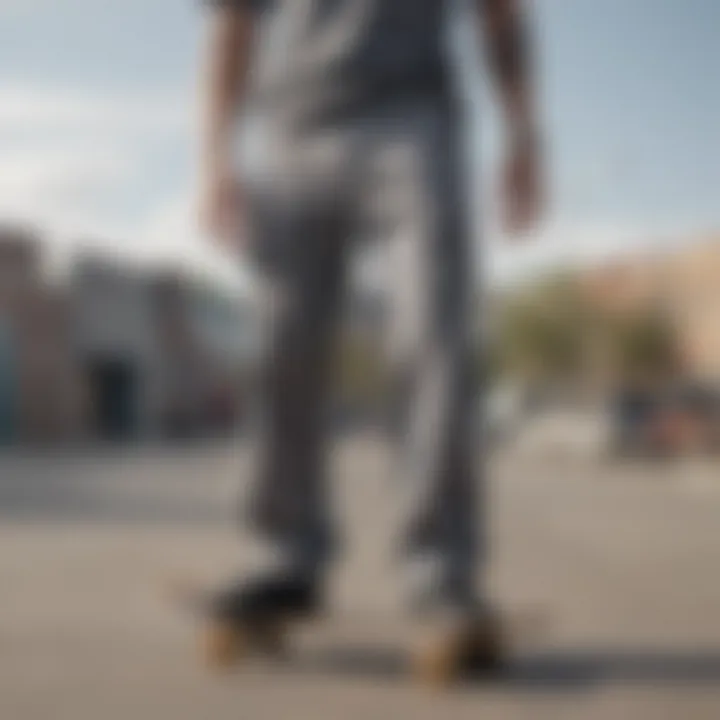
[1, 0, 719, 288]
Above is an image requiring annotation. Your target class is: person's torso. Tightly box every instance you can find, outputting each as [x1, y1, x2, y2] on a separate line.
[249, 0, 455, 126]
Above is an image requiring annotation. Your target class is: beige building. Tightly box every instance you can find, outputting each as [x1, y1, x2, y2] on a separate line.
[581, 235, 720, 383]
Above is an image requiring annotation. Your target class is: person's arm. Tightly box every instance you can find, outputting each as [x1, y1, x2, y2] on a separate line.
[475, 0, 543, 233]
[200, 2, 255, 243]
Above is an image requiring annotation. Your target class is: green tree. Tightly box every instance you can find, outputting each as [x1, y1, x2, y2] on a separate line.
[490, 272, 681, 393]
[604, 307, 679, 387]
[492, 273, 593, 387]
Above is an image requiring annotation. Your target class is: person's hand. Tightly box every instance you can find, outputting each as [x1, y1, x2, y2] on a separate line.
[501, 129, 544, 237]
[199, 166, 243, 247]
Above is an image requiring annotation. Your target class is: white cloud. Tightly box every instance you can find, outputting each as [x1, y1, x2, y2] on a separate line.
[0, 81, 193, 136]
[0, 80, 256, 296]
[0, 81, 201, 258]
[135, 190, 256, 293]
[0, 146, 136, 249]
[1, 82, 701, 295]
[0, 147, 133, 203]
[485, 218, 694, 287]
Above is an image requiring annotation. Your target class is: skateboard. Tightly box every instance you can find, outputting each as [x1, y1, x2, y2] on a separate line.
[167, 578, 546, 686]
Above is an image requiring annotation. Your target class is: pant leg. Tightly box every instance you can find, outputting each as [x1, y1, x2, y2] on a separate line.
[357, 101, 482, 610]
[241, 138, 351, 580]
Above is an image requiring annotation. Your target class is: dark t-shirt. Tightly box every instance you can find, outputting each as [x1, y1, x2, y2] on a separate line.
[207, 0, 455, 125]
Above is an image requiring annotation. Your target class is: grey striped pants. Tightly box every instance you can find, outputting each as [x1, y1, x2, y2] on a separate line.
[241, 99, 482, 609]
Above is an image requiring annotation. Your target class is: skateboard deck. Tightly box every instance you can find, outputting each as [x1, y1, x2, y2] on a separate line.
[166, 576, 549, 686]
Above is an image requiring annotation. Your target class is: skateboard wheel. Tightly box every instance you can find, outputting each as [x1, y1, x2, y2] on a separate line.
[252, 620, 289, 658]
[413, 636, 461, 687]
[465, 623, 504, 673]
[412, 619, 505, 686]
[202, 621, 245, 669]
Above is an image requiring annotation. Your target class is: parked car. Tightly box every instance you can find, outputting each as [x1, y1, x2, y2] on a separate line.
[609, 383, 720, 458]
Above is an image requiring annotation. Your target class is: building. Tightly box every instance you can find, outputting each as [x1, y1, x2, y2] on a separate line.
[664, 239, 720, 382]
[71, 256, 168, 440]
[580, 235, 720, 383]
[0, 227, 86, 444]
[0, 226, 254, 444]
[0, 228, 40, 443]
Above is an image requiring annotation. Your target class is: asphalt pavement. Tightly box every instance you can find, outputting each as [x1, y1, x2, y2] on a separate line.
[2, 437, 720, 719]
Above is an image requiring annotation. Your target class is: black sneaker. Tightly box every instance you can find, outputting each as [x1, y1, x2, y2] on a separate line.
[209, 573, 321, 623]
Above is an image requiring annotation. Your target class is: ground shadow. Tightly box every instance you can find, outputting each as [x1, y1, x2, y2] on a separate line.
[271, 645, 720, 691]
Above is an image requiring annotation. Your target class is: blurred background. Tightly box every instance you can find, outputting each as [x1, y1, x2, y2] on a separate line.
[2, 1, 720, 717]
[1, 0, 719, 454]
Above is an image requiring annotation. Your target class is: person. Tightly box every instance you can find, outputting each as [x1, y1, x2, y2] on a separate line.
[198, 0, 543, 678]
